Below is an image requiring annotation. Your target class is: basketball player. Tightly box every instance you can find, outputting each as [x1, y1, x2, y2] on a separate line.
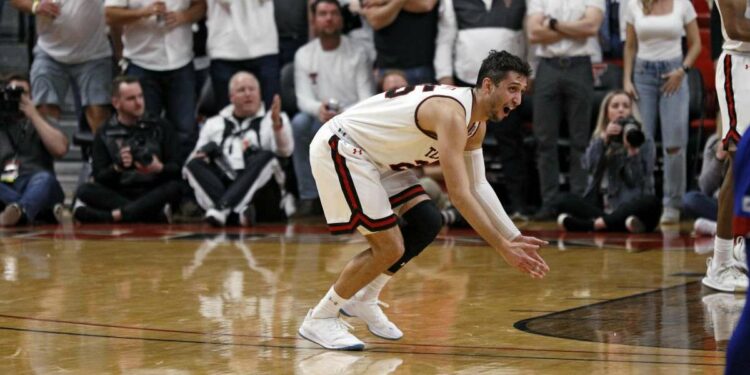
[714, 0, 750, 371]
[702, 0, 750, 294]
[297, 50, 549, 351]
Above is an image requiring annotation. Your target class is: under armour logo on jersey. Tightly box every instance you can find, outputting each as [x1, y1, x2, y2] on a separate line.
[352, 148, 363, 155]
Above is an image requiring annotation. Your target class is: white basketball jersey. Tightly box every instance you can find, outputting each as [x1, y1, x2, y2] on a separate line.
[717, 0, 750, 53]
[328, 85, 478, 171]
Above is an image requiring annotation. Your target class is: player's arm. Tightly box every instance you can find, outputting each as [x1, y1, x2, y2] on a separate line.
[418, 98, 549, 278]
[553, 6, 604, 39]
[717, 0, 750, 41]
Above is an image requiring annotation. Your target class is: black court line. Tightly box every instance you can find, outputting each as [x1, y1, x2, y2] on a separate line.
[0, 326, 723, 367]
[0, 314, 724, 360]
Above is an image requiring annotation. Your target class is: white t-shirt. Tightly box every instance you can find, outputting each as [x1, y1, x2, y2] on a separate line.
[105, 0, 194, 71]
[206, 0, 279, 60]
[35, 0, 111, 64]
[330, 85, 476, 171]
[624, 0, 697, 61]
[294, 36, 374, 117]
[717, 0, 750, 53]
[526, 0, 605, 58]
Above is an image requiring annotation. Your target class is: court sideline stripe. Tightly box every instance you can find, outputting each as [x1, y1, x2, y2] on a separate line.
[0, 326, 723, 367]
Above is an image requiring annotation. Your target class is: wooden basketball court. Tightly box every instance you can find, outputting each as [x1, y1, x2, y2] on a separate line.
[0, 220, 736, 373]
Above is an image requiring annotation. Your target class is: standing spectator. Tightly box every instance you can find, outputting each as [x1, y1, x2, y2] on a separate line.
[435, 0, 528, 216]
[0, 74, 67, 226]
[105, 0, 207, 164]
[526, 0, 605, 220]
[74, 76, 182, 224]
[11, 0, 113, 133]
[362, 0, 439, 84]
[556, 90, 661, 233]
[275, 0, 310, 67]
[206, 0, 281, 111]
[184, 72, 294, 227]
[292, 0, 374, 217]
[622, 0, 701, 224]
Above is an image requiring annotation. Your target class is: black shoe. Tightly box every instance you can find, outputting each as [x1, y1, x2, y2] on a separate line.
[294, 198, 322, 218]
[557, 214, 594, 232]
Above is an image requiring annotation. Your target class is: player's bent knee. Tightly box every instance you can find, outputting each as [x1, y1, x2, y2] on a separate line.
[387, 200, 442, 273]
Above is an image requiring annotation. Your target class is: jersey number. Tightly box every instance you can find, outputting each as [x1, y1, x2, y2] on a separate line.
[384, 84, 436, 98]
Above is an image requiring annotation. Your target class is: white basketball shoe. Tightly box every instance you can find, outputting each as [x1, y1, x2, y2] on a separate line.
[341, 293, 403, 340]
[298, 310, 365, 351]
[733, 237, 747, 272]
[702, 257, 749, 293]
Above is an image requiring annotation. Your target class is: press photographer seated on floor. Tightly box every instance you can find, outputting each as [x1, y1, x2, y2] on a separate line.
[183, 71, 294, 227]
[0, 73, 67, 227]
[73, 76, 182, 223]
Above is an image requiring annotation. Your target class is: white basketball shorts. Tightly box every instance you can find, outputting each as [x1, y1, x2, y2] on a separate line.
[716, 51, 750, 148]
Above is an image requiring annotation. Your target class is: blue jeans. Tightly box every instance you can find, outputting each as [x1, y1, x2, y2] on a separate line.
[210, 55, 281, 111]
[291, 112, 323, 200]
[633, 57, 689, 209]
[0, 171, 64, 221]
[682, 191, 718, 220]
[126, 62, 197, 163]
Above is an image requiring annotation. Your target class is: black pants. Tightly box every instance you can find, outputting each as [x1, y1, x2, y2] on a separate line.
[77, 180, 182, 223]
[554, 192, 661, 232]
[184, 151, 287, 222]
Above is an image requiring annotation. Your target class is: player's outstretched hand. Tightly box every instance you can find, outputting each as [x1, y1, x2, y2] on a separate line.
[497, 237, 549, 279]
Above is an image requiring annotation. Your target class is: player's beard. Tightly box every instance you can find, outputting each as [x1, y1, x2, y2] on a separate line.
[487, 101, 509, 122]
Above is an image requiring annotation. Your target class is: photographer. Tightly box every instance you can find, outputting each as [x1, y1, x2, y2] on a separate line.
[556, 90, 661, 233]
[0, 73, 67, 227]
[73, 76, 182, 223]
[184, 71, 294, 227]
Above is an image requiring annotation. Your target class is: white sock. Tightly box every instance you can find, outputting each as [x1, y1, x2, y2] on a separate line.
[357, 273, 392, 301]
[713, 237, 734, 268]
[311, 286, 348, 319]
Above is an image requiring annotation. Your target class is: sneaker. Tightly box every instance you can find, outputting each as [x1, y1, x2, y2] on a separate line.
[298, 309, 365, 351]
[694, 218, 717, 236]
[556, 213, 593, 232]
[702, 257, 749, 293]
[659, 207, 680, 225]
[625, 215, 645, 233]
[341, 296, 403, 340]
[556, 214, 569, 231]
[701, 293, 745, 343]
[205, 208, 228, 227]
[239, 204, 256, 227]
[297, 351, 362, 375]
[0, 203, 23, 227]
[733, 237, 747, 272]
[53, 203, 65, 224]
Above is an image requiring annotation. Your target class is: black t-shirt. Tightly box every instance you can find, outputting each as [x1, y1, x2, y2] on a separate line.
[274, 0, 308, 40]
[0, 117, 55, 176]
[374, 8, 438, 69]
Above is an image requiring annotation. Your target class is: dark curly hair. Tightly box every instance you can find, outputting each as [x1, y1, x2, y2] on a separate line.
[475, 50, 531, 88]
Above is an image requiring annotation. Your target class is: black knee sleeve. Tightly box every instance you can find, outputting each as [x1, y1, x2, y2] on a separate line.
[387, 200, 442, 273]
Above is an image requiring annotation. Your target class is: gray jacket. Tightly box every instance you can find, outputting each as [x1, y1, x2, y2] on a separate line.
[582, 136, 656, 213]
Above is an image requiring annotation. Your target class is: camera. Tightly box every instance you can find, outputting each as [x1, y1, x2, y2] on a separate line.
[0, 85, 24, 121]
[199, 141, 237, 180]
[124, 116, 161, 166]
[612, 116, 645, 148]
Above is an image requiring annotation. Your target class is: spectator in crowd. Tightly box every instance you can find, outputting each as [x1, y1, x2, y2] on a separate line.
[683, 132, 725, 236]
[291, 0, 374, 217]
[361, 0, 439, 84]
[556, 90, 661, 232]
[184, 72, 294, 227]
[275, 0, 310, 67]
[74, 76, 182, 223]
[526, 0, 605, 220]
[623, 0, 701, 224]
[105, 0, 207, 164]
[206, 0, 281, 112]
[11, 0, 113, 133]
[378, 69, 408, 92]
[435, 0, 529, 217]
[0, 74, 67, 226]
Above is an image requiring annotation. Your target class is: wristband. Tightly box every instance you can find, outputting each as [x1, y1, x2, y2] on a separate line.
[31, 0, 41, 14]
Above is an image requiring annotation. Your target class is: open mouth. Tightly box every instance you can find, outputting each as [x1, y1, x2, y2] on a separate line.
[503, 106, 511, 114]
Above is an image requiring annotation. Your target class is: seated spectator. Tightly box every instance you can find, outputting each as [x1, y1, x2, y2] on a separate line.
[378, 69, 408, 92]
[184, 72, 294, 227]
[292, 0, 374, 217]
[12, 0, 113, 133]
[684, 132, 725, 236]
[0, 73, 67, 226]
[74, 76, 182, 223]
[556, 90, 661, 233]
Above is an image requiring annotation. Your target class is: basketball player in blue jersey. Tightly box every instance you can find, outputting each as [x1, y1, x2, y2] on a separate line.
[297, 50, 550, 350]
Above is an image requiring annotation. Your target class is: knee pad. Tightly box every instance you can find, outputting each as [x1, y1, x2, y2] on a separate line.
[387, 200, 442, 273]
